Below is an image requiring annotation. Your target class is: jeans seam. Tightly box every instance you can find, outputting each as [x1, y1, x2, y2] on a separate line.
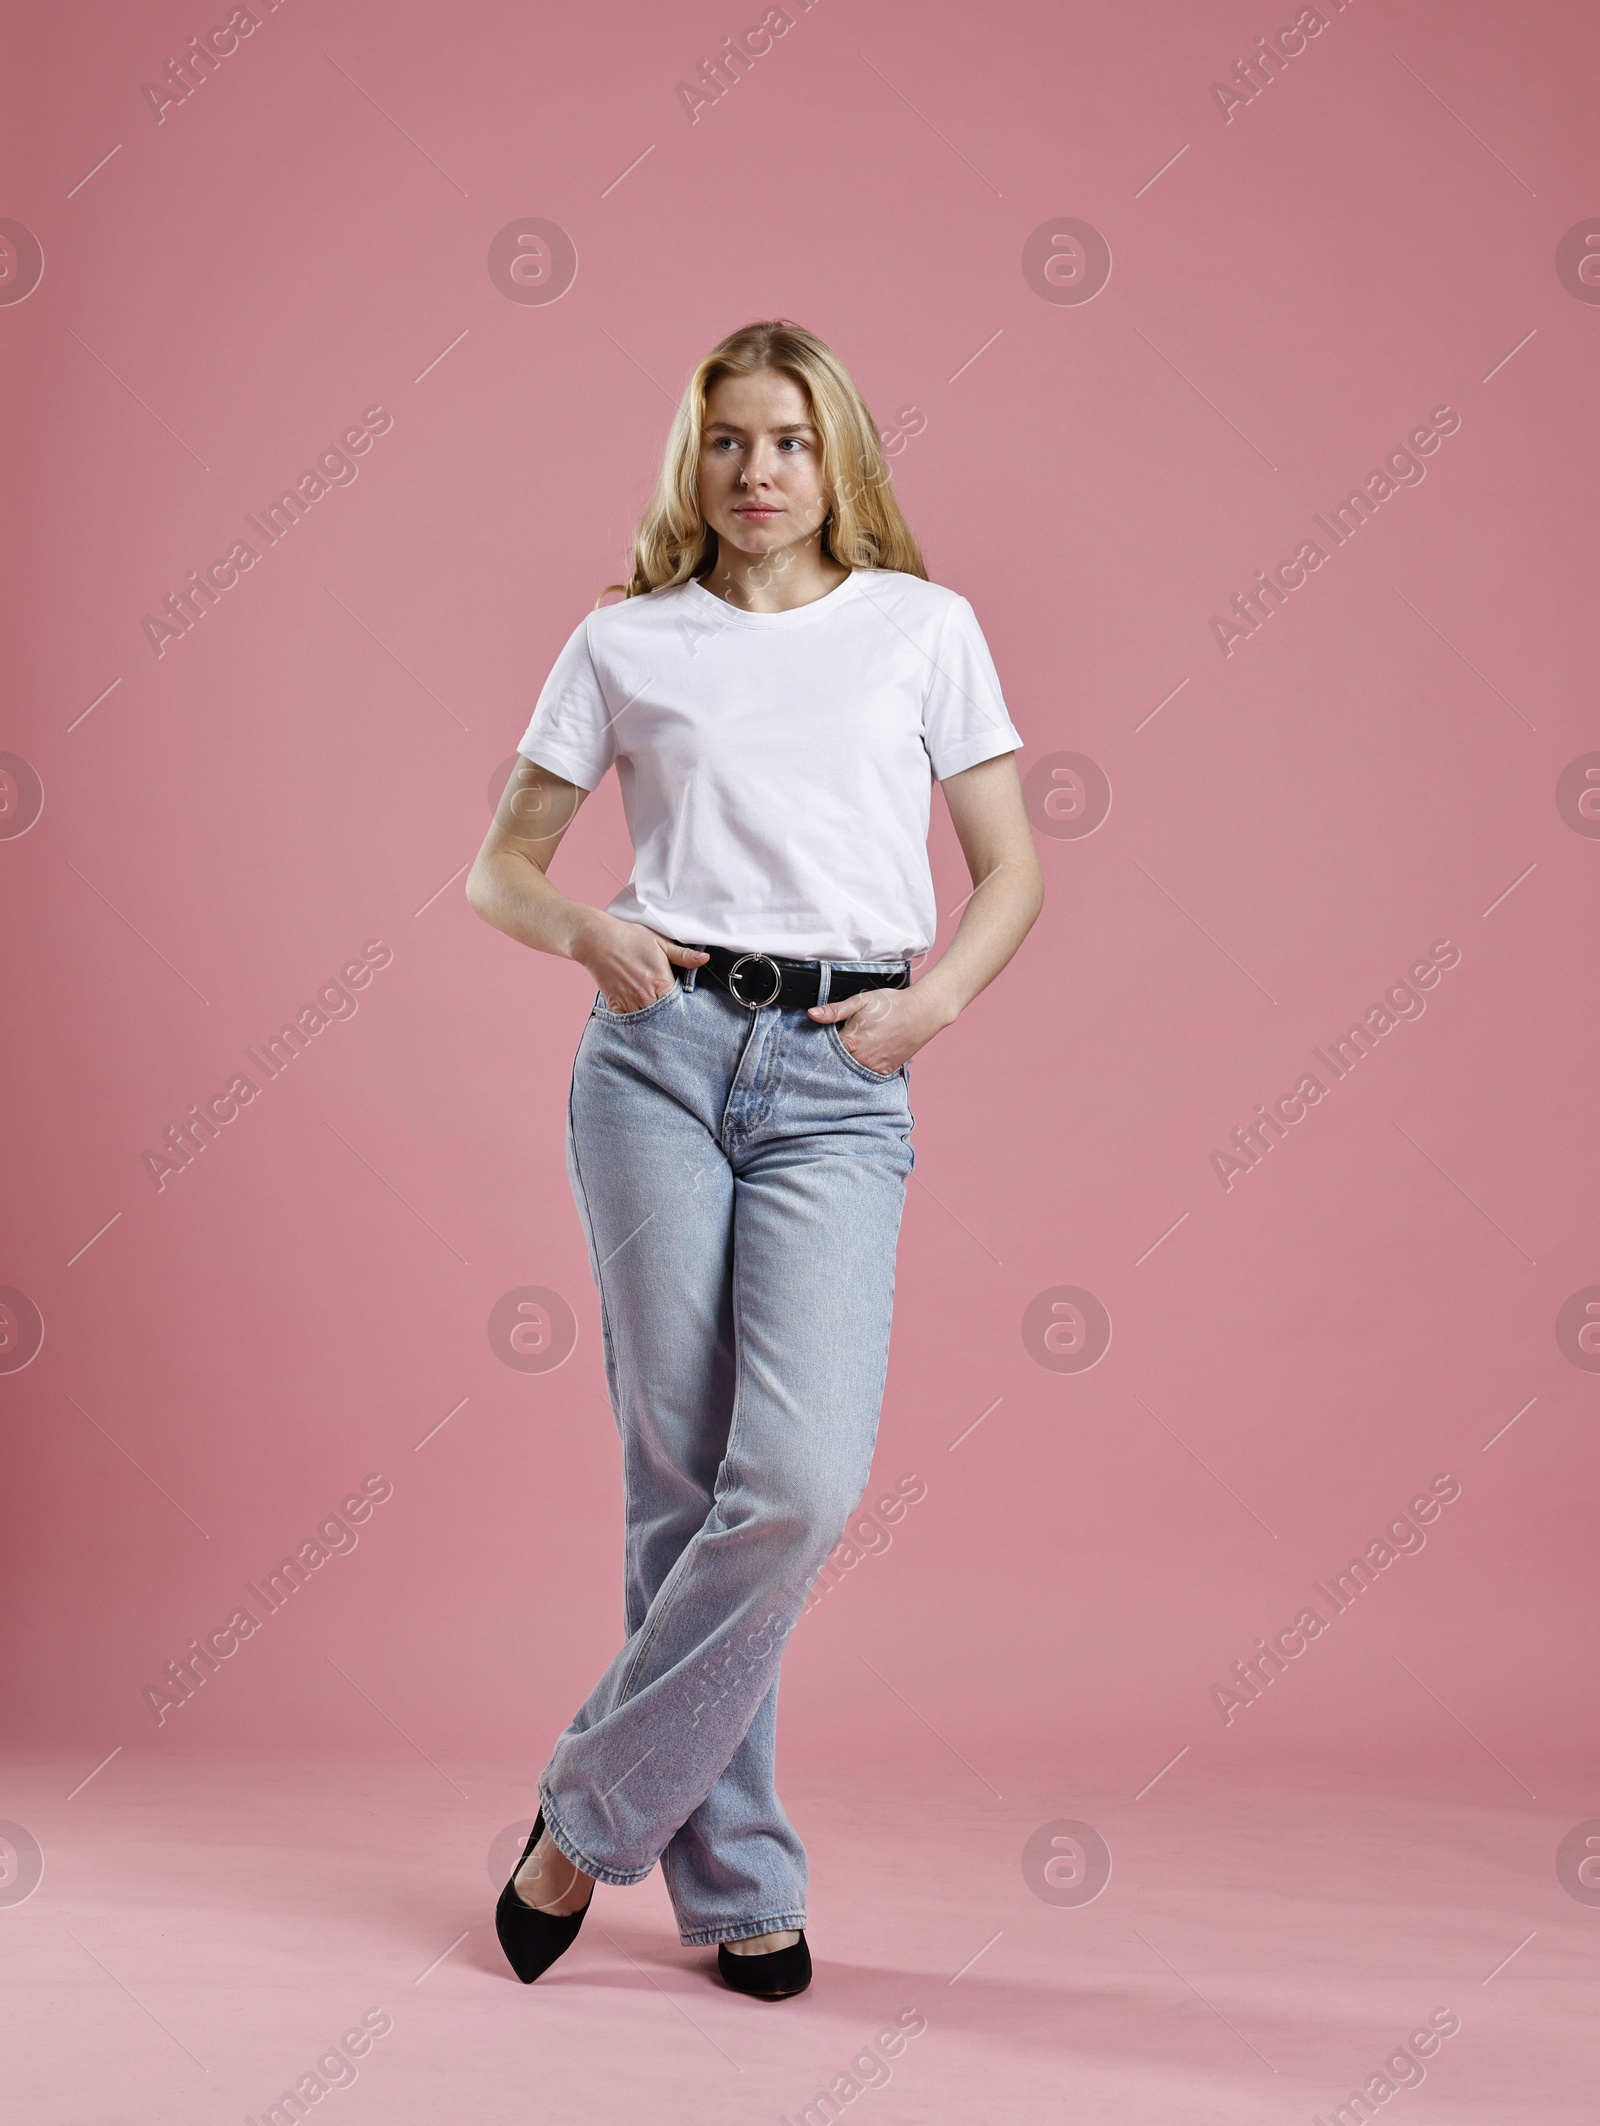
[609, 1498, 709, 1710]
[612, 1266, 759, 1726]
[681, 1913, 808, 1947]
[712, 1184, 756, 1526]
[567, 1054, 613, 1383]
[566, 1046, 637, 1645]
[537, 1784, 657, 1888]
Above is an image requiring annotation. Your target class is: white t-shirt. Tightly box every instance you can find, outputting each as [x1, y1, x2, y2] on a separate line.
[516, 567, 1024, 961]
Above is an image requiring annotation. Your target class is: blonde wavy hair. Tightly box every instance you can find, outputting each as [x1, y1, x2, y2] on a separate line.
[599, 319, 928, 603]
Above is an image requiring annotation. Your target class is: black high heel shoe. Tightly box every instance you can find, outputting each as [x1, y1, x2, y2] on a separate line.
[717, 1929, 812, 2000]
[494, 1811, 593, 1984]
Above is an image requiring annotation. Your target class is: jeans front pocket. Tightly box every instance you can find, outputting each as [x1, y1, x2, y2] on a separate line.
[591, 980, 681, 1025]
[827, 1020, 903, 1083]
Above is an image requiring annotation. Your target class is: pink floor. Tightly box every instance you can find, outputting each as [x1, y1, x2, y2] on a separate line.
[4, 1747, 1591, 2124]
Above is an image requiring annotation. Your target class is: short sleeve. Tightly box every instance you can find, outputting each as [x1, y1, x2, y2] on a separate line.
[921, 595, 1025, 781]
[515, 614, 616, 792]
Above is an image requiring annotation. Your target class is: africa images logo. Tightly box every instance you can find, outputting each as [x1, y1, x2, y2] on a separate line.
[141, 407, 395, 658]
[0, 219, 44, 306]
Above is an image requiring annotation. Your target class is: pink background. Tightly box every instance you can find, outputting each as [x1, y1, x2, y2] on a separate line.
[4, 1, 1598, 2119]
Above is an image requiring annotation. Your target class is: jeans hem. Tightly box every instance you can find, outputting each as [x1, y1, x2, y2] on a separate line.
[537, 1785, 657, 1888]
[681, 1913, 808, 1948]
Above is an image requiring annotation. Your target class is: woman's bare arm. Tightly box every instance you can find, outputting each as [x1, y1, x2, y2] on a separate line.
[807, 751, 1044, 1073]
[465, 758, 708, 1012]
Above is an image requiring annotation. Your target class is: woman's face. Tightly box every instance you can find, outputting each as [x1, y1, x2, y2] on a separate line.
[697, 369, 831, 560]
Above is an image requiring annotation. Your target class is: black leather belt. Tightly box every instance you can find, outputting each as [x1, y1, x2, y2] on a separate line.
[687, 942, 912, 1010]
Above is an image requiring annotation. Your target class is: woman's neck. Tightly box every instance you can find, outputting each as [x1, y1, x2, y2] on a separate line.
[698, 534, 852, 613]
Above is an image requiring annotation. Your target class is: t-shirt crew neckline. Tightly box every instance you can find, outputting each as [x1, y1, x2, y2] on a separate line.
[683, 568, 863, 628]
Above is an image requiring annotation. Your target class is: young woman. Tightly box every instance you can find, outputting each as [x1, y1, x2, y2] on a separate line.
[467, 319, 1042, 1999]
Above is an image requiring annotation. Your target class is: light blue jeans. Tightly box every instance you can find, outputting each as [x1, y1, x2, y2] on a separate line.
[537, 960, 915, 1946]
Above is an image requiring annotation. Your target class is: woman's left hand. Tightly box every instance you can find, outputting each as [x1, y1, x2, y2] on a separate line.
[807, 756, 1045, 1082]
[808, 982, 952, 1076]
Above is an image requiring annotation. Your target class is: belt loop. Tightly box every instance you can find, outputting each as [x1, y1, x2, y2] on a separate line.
[816, 960, 832, 1007]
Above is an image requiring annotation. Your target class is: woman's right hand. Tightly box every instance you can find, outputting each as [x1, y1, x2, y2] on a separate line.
[575, 914, 709, 1013]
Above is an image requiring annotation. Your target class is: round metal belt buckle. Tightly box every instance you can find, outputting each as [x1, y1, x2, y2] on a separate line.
[727, 952, 783, 1008]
